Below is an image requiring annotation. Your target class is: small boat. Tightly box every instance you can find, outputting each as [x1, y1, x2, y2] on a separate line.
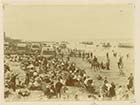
[118, 43, 134, 48]
[102, 42, 111, 48]
[80, 41, 93, 45]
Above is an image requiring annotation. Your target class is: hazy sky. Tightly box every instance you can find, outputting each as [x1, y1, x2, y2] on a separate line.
[3, 4, 134, 41]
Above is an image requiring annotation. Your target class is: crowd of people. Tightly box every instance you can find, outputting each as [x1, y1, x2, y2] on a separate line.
[69, 49, 126, 73]
[4, 45, 134, 101]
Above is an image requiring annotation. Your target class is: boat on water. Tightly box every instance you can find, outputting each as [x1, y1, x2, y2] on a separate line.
[118, 43, 134, 48]
[102, 42, 111, 48]
[80, 41, 93, 45]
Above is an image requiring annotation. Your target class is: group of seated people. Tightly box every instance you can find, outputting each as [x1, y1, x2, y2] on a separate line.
[4, 53, 134, 100]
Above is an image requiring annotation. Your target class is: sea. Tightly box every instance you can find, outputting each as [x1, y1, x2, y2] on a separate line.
[66, 38, 134, 57]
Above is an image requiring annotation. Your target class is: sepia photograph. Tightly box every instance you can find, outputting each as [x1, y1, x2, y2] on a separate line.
[2, 1, 136, 103]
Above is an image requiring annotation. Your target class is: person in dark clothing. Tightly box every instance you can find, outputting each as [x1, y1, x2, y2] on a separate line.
[126, 53, 129, 58]
[106, 58, 110, 70]
[55, 79, 63, 98]
[118, 57, 123, 69]
[127, 73, 134, 90]
[113, 52, 117, 57]
[93, 56, 97, 62]
[97, 75, 103, 80]
[78, 51, 81, 58]
[109, 82, 116, 97]
[90, 52, 93, 58]
[10, 74, 18, 92]
[25, 71, 30, 86]
[106, 52, 109, 59]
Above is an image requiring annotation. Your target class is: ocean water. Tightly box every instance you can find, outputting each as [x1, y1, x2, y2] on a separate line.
[67, 38, 134, 57]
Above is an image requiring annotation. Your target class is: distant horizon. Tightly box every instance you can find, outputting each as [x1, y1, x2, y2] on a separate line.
[5, 35, 134, 42]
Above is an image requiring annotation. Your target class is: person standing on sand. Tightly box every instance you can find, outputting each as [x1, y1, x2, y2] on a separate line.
[55, 79, 63, 98]
[105, 52, 110, 70]
[92, 56, 98, 71]
[106, 57, 110, 70]
[106, 52, 109, 59]
[127, 73, 134, 90]
[82, 52, 85, 60]
[118, 56, 125, 75]
[118, 57, 124, 69]
[90, 52, 93, 58]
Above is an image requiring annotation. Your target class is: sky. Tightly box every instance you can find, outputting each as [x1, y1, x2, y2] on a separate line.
[3, 4, 134, 41]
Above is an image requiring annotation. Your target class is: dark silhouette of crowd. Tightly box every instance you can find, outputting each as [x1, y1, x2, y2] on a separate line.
[4, 47, 134, 100]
